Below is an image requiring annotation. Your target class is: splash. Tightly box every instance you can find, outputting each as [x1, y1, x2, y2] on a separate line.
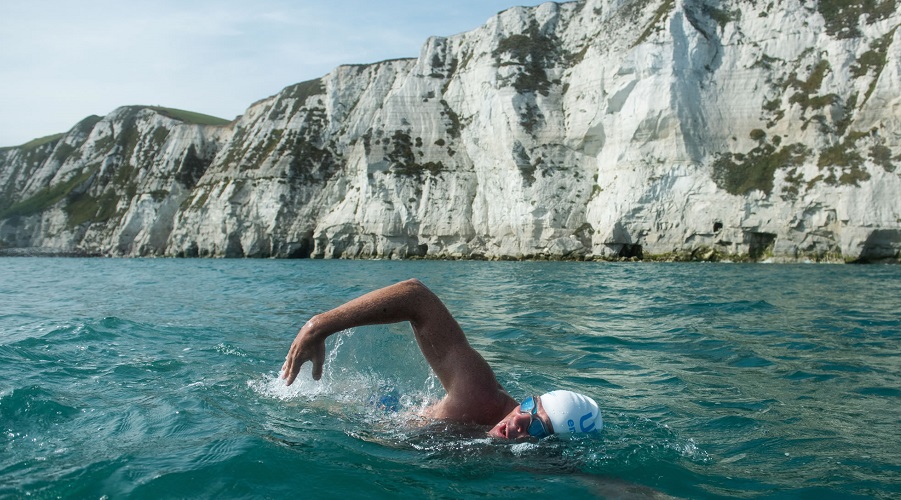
[249, 328, 440, 412]
[252, 330, 360, 400]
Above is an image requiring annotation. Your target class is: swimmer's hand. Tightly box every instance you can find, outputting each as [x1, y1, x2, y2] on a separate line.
[281, 318, 327, 385]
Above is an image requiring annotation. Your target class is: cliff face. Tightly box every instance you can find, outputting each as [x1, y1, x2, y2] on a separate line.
[1, 0, 899, 261]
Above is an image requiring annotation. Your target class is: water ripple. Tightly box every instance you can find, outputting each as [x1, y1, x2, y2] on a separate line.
[0, 259, 899, 499]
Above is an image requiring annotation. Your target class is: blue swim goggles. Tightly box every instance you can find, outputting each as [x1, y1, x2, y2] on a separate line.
[520, 396, 551, 438]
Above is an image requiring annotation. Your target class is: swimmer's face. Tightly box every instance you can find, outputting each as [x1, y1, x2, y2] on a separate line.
[488, 395, 554, 439]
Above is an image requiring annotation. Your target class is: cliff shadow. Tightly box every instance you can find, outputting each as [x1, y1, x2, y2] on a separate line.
[853, 229, 901, 263]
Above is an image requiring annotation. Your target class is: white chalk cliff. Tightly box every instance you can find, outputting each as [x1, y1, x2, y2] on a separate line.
[1, 0, 899, 261]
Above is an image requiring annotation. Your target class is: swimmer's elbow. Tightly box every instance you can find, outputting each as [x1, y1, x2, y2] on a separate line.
[399, 279, 442, 313]
[401, 278, 429, 294]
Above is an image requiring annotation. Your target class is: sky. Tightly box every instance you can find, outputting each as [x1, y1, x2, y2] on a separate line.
[0, 0, 553, 148]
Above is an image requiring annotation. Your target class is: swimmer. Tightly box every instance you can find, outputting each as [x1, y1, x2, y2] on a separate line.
[282, 279, 602, 439]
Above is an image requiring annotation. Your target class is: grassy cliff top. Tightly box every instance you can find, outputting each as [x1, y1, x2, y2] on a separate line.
[0, 133, 65, 152]
[147, 107, 232, 126]
[1, 107, 229, 151]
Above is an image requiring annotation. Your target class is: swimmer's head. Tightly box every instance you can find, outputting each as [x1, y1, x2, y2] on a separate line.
[488, 390, 602, 439]
[539, 390, 603, 435]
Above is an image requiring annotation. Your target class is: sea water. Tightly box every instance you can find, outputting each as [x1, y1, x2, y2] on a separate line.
[0, 258, 898, 499]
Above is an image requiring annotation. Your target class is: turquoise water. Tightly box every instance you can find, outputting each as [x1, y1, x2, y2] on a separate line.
[1, 258, 899, 499]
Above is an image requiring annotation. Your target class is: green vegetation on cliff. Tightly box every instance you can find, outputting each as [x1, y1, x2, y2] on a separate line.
[4, 133, 64, 152]
[493, 20, 566, 96]
[0, 167, 97, 219]
[712, 132, 810, 195]
[817, 0, 896, 39]
[148, 107, 231, 126]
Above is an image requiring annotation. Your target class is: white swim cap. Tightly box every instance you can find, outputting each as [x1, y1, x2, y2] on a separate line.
[539, 390, 603, 435]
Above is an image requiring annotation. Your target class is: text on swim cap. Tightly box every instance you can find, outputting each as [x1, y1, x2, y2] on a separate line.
[567, 412, 598, 433]
[580, 412, 597, 432]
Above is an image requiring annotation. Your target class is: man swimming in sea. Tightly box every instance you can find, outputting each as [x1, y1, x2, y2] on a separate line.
[282, 279, 602, 439]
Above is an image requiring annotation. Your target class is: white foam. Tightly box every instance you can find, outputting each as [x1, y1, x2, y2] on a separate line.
[510, 442, 540, 455]
[248, 370, 329, 401]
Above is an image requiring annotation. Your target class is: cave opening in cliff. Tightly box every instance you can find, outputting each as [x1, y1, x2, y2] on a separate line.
[747, 232, 776, 260]
[618, 244, 643, 259]
[287, 235, 314, 259]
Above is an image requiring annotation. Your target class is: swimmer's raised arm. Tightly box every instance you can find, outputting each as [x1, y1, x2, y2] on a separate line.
[282, 279, 514, 424]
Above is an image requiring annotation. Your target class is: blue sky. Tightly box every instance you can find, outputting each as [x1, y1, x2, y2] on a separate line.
[0, 0, 553, 147]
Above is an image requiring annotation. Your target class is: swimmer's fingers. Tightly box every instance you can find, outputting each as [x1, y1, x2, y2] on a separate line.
[283, 356, 307, 386]
[282, 357, 297, 385]
[310, 341, 325, 381]
[281, 335, 307, 385]
[282, 328, 327, 385]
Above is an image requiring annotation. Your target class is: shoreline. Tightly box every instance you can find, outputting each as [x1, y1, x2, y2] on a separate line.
[1, 246, 896, 264]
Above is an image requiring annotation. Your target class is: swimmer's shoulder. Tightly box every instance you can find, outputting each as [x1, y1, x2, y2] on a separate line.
[422, 391, 516, 425]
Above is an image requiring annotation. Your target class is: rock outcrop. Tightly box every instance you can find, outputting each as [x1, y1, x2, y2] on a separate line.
[1, 0, 899, 261]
